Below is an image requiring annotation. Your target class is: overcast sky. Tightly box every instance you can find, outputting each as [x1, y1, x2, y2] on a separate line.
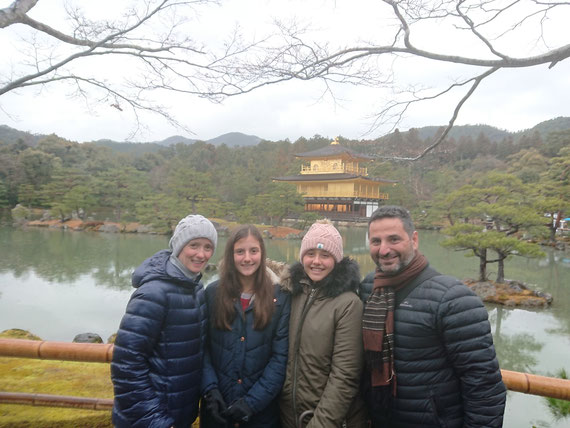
[1, 0, 569, 143]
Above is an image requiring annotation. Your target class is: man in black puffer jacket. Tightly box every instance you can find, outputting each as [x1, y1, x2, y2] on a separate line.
[359, 206, 506, 428]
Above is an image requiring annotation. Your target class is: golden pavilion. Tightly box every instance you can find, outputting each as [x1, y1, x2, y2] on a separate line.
[273, 138, 396, 220]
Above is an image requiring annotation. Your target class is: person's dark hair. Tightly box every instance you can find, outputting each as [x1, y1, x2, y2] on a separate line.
[215, 225, 274, 331]
[368, 205, 415, 237]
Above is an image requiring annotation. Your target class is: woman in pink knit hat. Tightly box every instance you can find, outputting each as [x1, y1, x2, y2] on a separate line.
[279, 219, 367, 428]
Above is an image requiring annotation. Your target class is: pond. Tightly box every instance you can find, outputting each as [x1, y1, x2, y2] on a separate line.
[0, 226, 569, 427]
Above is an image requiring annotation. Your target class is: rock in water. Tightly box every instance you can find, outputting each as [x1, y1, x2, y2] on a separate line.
[73, 332, 103, 343]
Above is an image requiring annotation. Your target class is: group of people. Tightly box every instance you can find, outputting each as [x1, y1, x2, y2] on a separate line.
[110, 206, 507, 428]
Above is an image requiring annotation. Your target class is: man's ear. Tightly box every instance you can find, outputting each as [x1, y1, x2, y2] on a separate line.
[412, 230, 419, 251]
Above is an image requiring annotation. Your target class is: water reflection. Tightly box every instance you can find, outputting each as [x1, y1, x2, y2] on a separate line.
[1, 226, 569, 315]
[0, 228, 167, 290]
[1, 226, 569, 426]
[490, 307, 542, 372]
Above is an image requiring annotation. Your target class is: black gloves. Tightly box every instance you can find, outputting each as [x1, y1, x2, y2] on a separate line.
[226, 397, 253, 423]
[204, 390, 253, 425]
[204, 388, 227, 425]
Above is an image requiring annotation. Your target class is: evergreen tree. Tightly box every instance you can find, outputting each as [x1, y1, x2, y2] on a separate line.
[438, 172, 546, 282]
[442, 225, 544, 282]
[94, 167, 149, 221]
[135, 194, 188, 233]
[0, 179, 9, 208]
[164, 160, 213, 214]
[63, 185, 97, 220]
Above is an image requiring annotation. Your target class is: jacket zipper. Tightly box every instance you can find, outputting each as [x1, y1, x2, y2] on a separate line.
[292, 287, 317, 427]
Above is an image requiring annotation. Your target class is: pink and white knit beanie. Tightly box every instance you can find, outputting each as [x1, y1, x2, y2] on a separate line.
[299, 219, 343, 263]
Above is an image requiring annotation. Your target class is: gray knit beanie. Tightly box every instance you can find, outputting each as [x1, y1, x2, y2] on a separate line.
[169, 215, 218, 256]
[299, 219, 343, 263]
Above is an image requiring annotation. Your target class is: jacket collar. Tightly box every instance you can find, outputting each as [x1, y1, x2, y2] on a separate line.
[132, 249, 202, 290]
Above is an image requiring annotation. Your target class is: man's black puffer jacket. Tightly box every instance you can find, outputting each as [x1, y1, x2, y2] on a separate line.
[359, 266, 506, 428]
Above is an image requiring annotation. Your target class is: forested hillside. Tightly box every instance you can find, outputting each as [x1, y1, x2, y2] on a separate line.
[0, 126, 261, 149]
[0, 119, 568, 236]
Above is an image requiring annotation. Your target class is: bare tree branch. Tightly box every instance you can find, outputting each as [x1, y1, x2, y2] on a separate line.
[0, 0, 38, 26]
[197, 0, 569, 160]
[1, 0, 568, 148]
[0, 0, 233, 137]
[374, 67, 499, 162]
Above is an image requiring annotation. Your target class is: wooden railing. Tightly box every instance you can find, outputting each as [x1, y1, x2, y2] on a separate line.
[0, 339, 114, 410]
[1, 338, 569, 410]
[0, 391, 113, 410]
[501, 369, 570, 401]
[0, 338, 113, 362]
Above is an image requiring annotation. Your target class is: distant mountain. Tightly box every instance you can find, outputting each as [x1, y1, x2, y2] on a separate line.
[89, 139, 165, 154]
[1, 118, 568, 153]
[400, 117, 570, 143]
[411, 124, 512, 143]
[154, 135, 197, 146]
[0, 125, 43, 146]
[517, 116, 570, 138]
[206, 132, 262, 147]
[93, 131, 261, 149]
[0, 125, 263, 150]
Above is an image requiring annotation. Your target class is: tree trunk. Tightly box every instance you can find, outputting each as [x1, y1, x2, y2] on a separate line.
[549, 226, 556, 243]
[497, 257, 505, 283]
[494, 307, 504, 338]
[551, 210, 562, 243]
[479, 248, 487, 281]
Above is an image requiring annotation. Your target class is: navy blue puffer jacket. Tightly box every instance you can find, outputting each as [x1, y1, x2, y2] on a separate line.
[111, 249, 207, 428]
[360, 265, 506, 428]
[201, 280, 290, 427]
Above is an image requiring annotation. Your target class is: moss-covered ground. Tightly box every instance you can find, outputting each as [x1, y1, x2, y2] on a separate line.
[0, 356, 113, 427]
[0, 330, 200, 427]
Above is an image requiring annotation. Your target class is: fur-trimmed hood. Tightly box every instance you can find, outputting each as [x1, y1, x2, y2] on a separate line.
[280, 257, 361, 299]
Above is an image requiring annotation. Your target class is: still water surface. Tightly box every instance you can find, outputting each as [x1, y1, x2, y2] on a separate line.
[1, 226, 569, 427]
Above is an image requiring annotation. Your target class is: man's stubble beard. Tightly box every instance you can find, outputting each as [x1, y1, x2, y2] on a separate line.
[375, 247, 415, 275]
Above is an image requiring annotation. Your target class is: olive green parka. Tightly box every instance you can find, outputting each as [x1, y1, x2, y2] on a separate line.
[279, 258, 367, 428]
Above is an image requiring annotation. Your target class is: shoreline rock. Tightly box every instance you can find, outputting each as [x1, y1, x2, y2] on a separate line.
[465, 279, 552, 308]
[22, 219, 304, 239]
[1, 329, 119, 344]
[73, 333, 103, 343]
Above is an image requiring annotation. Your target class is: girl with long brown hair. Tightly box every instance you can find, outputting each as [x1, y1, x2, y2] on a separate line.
[201, 225, 290, 427]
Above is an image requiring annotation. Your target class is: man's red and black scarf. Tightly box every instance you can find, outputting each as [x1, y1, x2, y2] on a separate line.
[362, 251, 428, 391]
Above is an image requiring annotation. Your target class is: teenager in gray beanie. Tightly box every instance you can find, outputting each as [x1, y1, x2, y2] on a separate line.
[111, 213, 217, 428]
